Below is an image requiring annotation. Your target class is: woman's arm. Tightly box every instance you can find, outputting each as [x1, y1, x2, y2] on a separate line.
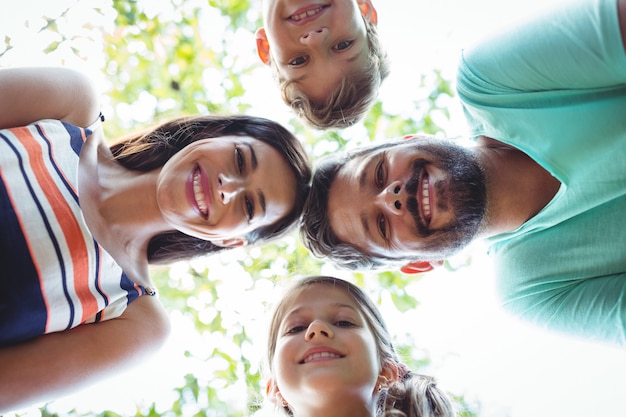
[0, 67, 100, 129]
[0, 296, 170, 413]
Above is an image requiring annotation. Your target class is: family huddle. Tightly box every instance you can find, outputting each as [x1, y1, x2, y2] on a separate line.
[1, 0, 625, 414]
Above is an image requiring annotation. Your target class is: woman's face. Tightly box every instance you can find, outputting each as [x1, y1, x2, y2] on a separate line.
[156, 135, 296, 246]
[271, 284, 382, 416]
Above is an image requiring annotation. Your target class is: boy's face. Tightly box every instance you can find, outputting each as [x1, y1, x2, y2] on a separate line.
[256, 0, 376, 103]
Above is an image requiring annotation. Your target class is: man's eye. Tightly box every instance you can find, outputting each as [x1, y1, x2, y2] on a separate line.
[245, 197, 254, 221]
[333, 40, 353, 51]
[236, 147, 245, 173]
[378, 215, 387, 239]
[289, 56, 308, 66]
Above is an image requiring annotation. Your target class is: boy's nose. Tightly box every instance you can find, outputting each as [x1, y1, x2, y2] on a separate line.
[300, 28, 328, 46]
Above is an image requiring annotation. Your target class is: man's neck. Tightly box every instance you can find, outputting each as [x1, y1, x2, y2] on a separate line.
[474, 136, 561, 238]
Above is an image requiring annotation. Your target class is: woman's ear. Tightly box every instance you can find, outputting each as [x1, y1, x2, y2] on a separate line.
[255, 28, 271, 65]
[358, 0, 378, 25]
[212, 237, 248, 248]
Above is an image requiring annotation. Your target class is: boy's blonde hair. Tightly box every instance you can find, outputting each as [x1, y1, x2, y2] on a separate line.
[270, 19, 389, 129]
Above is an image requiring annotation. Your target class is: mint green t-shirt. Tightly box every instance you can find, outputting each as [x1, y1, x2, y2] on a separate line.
[456, 0, 626, 345]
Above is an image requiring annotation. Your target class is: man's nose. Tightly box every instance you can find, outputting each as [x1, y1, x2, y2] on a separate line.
[300, 27, 328, 46]
[218, 175, 245, 204]
[377, 180, 404, 215]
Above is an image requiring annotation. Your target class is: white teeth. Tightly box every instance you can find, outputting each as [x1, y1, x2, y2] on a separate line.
[303, 351, 342, 363]
[193, 171, 207, 216]
[422, 178, 431, 219]
[290, 7, 323, 21]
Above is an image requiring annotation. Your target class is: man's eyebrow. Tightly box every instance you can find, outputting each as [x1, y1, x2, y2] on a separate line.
[360, 212, 372, 240]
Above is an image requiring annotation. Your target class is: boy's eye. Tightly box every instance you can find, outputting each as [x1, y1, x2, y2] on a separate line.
[289, 56, 308, 66]
[333, 40, 353, 51]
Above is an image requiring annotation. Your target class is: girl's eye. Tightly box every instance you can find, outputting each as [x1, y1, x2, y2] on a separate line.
[285, 325, 307, 335]
[335, 320, 355, 327]
[378, 215, 387, 239]
[375, 160, 385, 188]
[236, 147, 245, 173]
[289, 56, 308, 66]
[333, 40, 353, 51]
[245, 197, 254, 221]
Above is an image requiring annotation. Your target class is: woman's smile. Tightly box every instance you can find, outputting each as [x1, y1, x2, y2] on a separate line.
[187, 164, 211, 219]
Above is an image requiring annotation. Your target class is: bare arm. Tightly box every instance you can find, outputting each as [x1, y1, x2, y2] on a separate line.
[0, 296, 170, 413]
[0, 67, 100, 129]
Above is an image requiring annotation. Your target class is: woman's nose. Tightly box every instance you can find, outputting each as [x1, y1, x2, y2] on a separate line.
[377, 180, 404, 215]
[300, 27, 328, 46]
[305, 320, 334, 341]
[218, 175, 244, 204]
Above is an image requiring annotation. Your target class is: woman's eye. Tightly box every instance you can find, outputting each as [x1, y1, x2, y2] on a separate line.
[333, 40, 353, 51]
[245, 197, 254, 221]
[235, 147, 245, 173]
[289, 56, 308, 66]
[378, 215, 387, 239]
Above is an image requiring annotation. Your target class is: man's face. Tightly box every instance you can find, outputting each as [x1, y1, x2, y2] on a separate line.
[257, 0, 372, 103]
[326, 137, 487, 261]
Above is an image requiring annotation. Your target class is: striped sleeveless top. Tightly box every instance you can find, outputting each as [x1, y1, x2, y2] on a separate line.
[0, 119, 151, 346]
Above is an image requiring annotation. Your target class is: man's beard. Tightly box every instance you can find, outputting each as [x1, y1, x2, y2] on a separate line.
[404, 139, 486, 260]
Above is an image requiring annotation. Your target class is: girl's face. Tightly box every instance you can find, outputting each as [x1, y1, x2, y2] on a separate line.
[156, 135, 296, 246]
[270, 284, 383, 416]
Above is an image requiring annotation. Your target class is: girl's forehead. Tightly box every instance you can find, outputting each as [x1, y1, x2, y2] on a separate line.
[278, 284, 364, 319]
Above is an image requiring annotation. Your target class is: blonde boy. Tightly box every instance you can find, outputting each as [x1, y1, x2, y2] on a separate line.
[255, 0, 389, 129]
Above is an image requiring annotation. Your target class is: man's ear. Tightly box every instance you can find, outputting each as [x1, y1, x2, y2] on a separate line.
[400, 260, 439, 274]
[255, 28, 271, 65]
[212, 237, 248, 248]
[358, 0, 378, 25]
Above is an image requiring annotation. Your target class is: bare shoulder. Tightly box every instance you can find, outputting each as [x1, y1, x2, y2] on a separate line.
[122, 295, 171, 348]
[0, 67, 100, 129]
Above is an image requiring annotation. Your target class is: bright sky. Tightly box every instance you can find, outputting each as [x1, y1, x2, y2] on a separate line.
[3, 1, 626, 417]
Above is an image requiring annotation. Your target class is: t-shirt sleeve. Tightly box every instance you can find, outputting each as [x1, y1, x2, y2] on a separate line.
[457, 0, 626, 102]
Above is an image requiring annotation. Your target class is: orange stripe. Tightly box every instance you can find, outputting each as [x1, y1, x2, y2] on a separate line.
[18, 126, 99, 325]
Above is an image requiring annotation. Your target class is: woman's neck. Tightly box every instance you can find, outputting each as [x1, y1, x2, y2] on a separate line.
[79, 129, 170, 283]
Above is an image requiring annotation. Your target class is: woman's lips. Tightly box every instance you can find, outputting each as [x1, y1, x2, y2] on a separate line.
[187, 165, 211, 219]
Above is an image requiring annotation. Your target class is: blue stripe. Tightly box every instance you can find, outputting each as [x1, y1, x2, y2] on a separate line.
[0, 130, 76, 332]
[36, 123, 80, 205]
